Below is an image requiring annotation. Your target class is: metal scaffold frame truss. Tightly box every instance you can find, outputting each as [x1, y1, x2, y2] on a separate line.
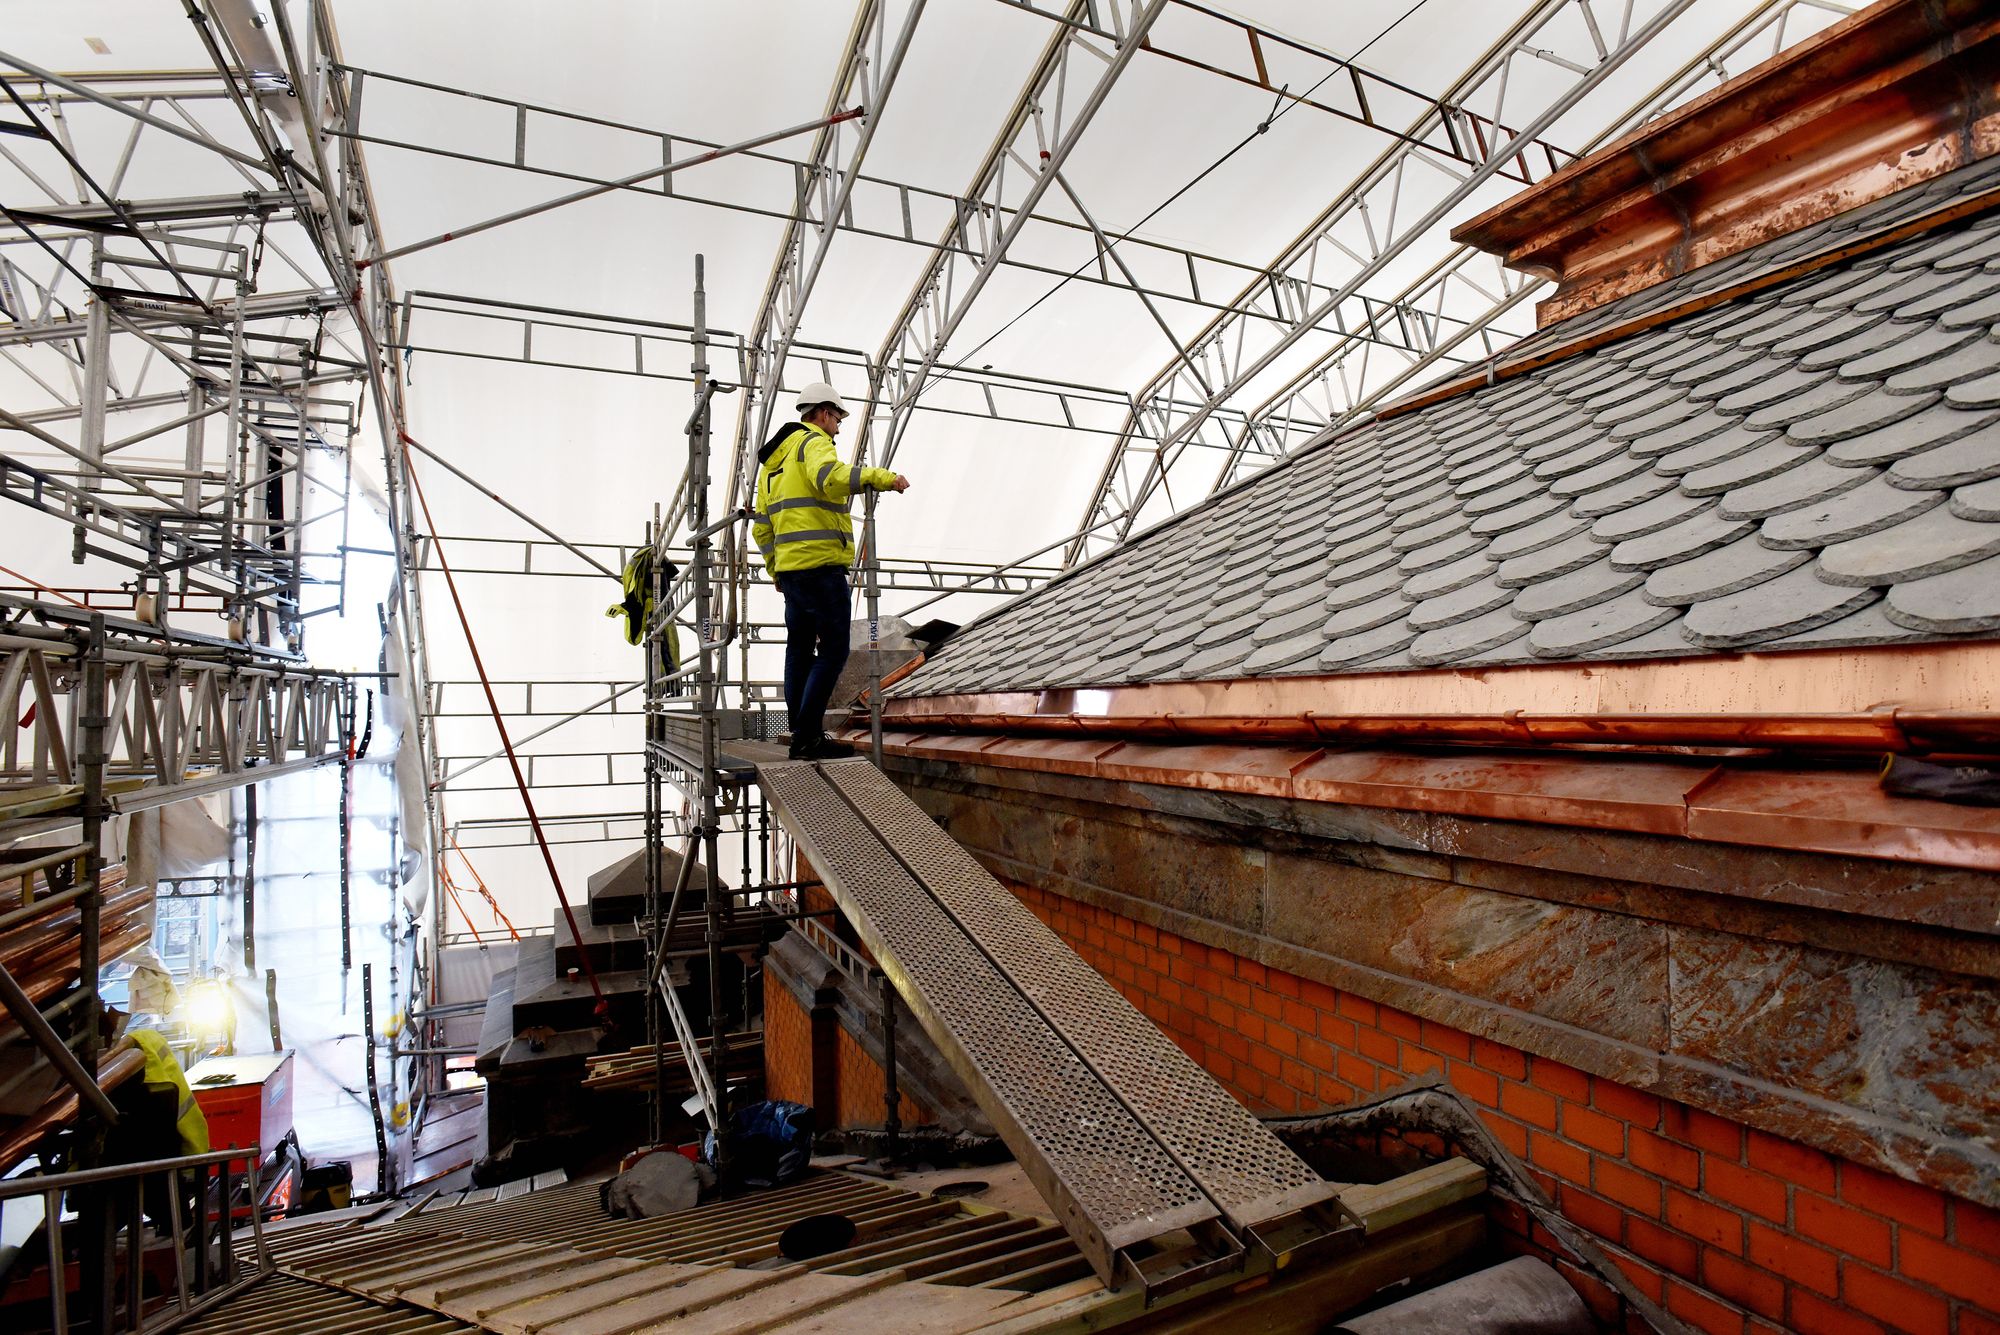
[0, 0, 1867, 1232]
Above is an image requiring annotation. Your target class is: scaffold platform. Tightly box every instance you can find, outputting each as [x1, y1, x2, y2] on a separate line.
[755, 756, 1346, 1293]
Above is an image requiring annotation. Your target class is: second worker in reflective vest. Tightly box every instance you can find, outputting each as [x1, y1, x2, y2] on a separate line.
[751, 382, 909, 760]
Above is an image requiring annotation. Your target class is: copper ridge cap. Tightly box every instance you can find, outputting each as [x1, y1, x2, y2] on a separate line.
[1452, 0, 2000, 328]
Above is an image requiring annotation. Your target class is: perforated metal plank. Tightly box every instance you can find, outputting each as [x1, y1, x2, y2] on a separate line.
[819, 758, 1339, 1233]
[758, 760, 1216, 1285]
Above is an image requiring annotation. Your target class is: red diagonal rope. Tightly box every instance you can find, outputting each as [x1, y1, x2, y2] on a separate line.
[399, 432, 608, 1020]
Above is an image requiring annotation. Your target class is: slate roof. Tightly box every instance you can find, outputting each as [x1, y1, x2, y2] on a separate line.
[897, 158, 2000, 698]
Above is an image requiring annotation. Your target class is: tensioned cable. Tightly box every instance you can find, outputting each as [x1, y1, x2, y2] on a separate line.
[399, 431, 609, 1018]
[920, 0, 1434, 393]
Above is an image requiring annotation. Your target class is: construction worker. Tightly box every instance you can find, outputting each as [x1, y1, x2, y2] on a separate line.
[752, 383, 909, 760]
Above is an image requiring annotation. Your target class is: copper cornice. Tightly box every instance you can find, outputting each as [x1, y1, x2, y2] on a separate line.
[1453, 0, 2000, 326]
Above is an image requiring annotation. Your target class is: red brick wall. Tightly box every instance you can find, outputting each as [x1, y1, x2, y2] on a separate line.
[1010, 878, 2000, 1335]
[763, 968, 930, 1132]
[834, 1024, 927, 1131]
[764, 972, 816, 1108]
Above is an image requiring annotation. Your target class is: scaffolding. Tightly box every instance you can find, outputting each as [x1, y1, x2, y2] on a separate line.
[0, 0, 1872, 1229]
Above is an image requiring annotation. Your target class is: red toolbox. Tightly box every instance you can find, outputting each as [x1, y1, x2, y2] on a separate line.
[187, 1050, 294, 1173]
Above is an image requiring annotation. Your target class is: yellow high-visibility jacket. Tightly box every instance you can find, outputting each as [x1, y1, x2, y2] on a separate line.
[126, 1027, 210, 1155]
[751, 423, 897, 574]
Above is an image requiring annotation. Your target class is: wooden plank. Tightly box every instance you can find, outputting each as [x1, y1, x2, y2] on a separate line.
[1334, 1158, 1486, 1235]
[619, 1271, 900, 1335]
[815, 1215, 1033, 1274]
[969, 1207, 1485, 1335]
[526, 1268, 793, 1335]
[761, 1280, 1024, 1334]
[925, 1238, 1076, 1288]
[436, 1259, 682, 1327]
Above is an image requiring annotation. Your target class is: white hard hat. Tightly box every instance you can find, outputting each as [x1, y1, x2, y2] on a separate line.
[795, 381, 848, 416]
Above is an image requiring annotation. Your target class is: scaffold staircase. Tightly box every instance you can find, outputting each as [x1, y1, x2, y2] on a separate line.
[756, 756, 1352, 1296]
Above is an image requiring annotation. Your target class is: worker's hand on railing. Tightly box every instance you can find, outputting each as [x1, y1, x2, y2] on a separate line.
[889, 475, 911, 493]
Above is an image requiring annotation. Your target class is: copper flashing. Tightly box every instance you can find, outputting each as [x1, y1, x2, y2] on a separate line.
[1453, 0, 2000, 326]
[881, 641, 1998, 756]
[852, 729, 2000, 874]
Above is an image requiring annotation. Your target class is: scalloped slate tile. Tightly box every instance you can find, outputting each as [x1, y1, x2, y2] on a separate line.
[1786, 386, 1939, 445]
[1642, 533, 1810, 605]
[1626, 411, 1732, 458]
[1494, 529, 1609, 586]
[1391, 512, 1474, 553]
[1530, 434, 1629, 480]
[1886, 419, 2000, 487]
[1952, 477, 2000, 520]
[1765, 598, 1922, 648]
[1398, 525, 1488, 573]
[1570, 468, 1677, 518]
[1681, 351, 1785, 399]
[1946, 369, 2000, 409]
[1181, 639, 1256, 678]
[1857, 266, 1960, 314]
[1655, 424, 1777, 475]
[1898, 269, 2000, 320]
[1720, 454, 1877, 519]
[1469, 492, 1568, 537]
[1452, 456, 1534, 497]
[1325, 562, 1407, 612]
[1590, 383, 1686, 427]
[1681, 440, 1815, 496]
[1238, 632, 1326, 675]
[1462, 475, 1547, 516]
[1323, 592, 1412, 638]
[1770, 308, 1885, 357]
[1706, 363, 1825, 412]
[1527, 588, 1680, 657]
[1406, 573, 1516, 631]
[1884, 553, 2000, 632]
[1610, 506, 1753, 569]
[1744, 377, 1872, 430]
[1738, 304, 1843, 350]
[1327, 540, 1401, 583]
[1486, 510, 1592, 562]
[1938, 288, 2000, 329]
[1266, 573, 1333, 616]
[1318, 619, 1418, 668]
[1883, 338, 2000, 393]
[1251, 601, 1331, 650]
[1681, 566, 1880, 648]
[1818, 506, 2000, 585]
[1832, 323, 1984, 379]
[1411, 604, 1538, 665]
[1551, 449, 1652, 497]
[1825, 400, 1993, 465]
[1759, 474, 1944, 548]
[1391, 491, 1464, 532]
[1606, 398, 1708, 442]
[1510, 557, 1644, 620]
[1594, 487, 1712, 541]
[1404, 550, 1496, 600]
[1664, 343, 1760, 385]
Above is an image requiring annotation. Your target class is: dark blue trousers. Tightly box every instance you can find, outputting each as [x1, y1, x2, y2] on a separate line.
[775, 564, 851, 744]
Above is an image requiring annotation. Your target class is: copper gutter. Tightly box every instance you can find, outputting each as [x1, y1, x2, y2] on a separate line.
[1452, 0, 2000, 327]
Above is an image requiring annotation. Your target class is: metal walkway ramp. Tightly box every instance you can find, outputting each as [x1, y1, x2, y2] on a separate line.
[757, 757, 1346, 1293]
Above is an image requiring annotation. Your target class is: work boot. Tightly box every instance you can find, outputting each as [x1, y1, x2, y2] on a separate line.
[802, 737, 853, 761]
